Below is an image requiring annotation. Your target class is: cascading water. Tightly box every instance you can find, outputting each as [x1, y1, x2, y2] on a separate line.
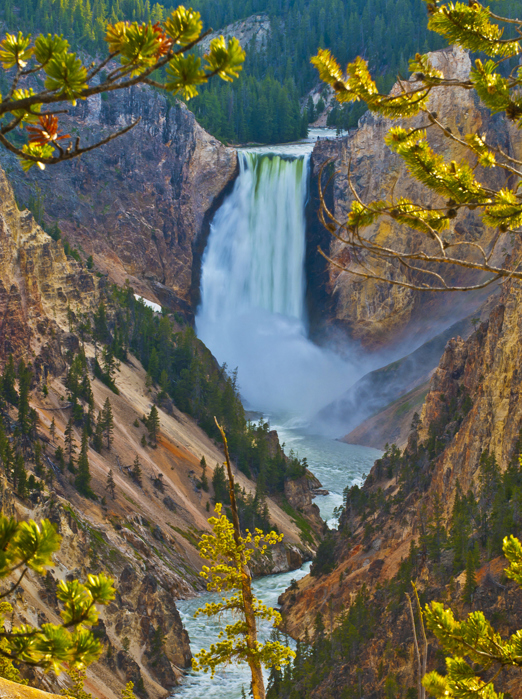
[196, 143, 354, 418]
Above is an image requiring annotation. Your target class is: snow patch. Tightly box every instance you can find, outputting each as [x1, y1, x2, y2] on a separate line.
[134, 294, 162, 314]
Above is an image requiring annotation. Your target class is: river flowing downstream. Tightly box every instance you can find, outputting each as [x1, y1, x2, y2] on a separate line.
[171, 130, 383, 698]
[173, 432, 380, 699]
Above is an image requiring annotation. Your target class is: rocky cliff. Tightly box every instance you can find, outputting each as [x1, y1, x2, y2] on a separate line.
[0, 160, 321, 698]
[277, 274, 522, 698]
[307, 46, 521, 353]
[0, 87, 238, 318]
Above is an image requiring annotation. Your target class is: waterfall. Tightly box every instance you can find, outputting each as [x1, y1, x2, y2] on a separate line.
[196, 148, 354, 418]
[198, 151, 308, 323]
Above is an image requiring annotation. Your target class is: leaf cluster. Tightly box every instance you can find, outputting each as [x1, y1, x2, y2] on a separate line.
[423, 535, 522, 699]
[0, 6, 244, 169]
[0, 514, 115, 674]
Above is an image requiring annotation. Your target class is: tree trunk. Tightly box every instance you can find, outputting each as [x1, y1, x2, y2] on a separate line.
[215, 418, 266, 699]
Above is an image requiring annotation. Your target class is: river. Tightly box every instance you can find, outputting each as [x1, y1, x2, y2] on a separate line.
[173, 428, 381, 699]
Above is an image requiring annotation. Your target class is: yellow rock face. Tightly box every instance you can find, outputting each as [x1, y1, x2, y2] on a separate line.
[310, 46, 522, 351]
[0, 678, 62, 699]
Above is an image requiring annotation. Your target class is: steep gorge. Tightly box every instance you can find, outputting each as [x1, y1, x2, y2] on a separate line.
[0, 150, 323, 699]
[275, 272, 522, 697]
[0, 86, 238, 319]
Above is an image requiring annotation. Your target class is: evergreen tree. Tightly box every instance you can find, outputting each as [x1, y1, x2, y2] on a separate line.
[101, 398, 114, 451]
[64, 418, 77, 469]
[50, 416, 56, 444]
[131, 455, 142, 486]
[146, 405, 160, 447]
[212, 463, 229, 505]
[93, 410, 104, 452]
[55, 445, 65, 472]
[13, 453, 27, 499]
[200, 455, 209, 492]
[462, 549, 477, 605]
[0, 512, 115, 674]
[75, 427, 94, 498]
[2, 355, 18, 407]
[106, 470, 116, 500]
[313, 0, 522, 291]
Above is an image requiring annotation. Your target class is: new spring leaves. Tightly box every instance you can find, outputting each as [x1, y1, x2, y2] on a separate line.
[193, 503, 295, 678]
[0, 515, 115, 673]
[310, 0, 522, 292]
[0, 6, 245, 170]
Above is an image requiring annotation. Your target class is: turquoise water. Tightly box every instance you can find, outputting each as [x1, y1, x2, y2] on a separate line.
[173, 428, 381, 699]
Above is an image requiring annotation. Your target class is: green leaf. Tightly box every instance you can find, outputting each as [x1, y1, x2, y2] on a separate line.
[0, 32, 33, 69]
[84, 573, 116, 605]
[33, 34, 69, 66]
[12, 519, 61, 572]
[503, 535, 522, 585]
[428, 3, 520, 58]
[44, 52, 88, 100]
[204, 36, 245, 83]
[165, 54, 207, 98]
[164, 6, 203, 46]
[19, 143, 54, 171]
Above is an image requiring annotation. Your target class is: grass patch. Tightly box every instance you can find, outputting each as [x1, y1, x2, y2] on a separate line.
[281, 502, 316, 546]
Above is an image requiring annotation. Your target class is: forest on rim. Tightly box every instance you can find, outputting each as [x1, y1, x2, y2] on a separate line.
[0, 0, 450, 143]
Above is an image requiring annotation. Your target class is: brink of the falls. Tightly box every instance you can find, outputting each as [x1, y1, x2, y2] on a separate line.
[196, 148, 355, 418]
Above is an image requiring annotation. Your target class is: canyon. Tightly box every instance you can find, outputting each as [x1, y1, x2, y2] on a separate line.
[1, 31, 522, 699]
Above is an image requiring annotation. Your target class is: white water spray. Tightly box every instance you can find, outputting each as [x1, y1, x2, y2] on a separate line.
[196, 142, 356, 418]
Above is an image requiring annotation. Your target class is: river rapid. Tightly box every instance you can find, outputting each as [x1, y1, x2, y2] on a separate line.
[173, 429, 380, 699]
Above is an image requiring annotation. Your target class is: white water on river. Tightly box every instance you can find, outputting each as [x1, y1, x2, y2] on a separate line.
[173, 432, 381, 699]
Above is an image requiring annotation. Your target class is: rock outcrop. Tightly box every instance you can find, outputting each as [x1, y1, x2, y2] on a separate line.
[0, 166, 97, 365]
[198, 14, 270, 53]
[0, 677, 62, 699]
[307, 46, 521, 352]
[1, 87, 238, 318]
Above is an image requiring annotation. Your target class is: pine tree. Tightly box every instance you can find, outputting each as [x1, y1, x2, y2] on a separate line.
[212, 463, 229, 505]
[55, 445, 65, 472]
[200, 455, 209, 492]
[101, 398, 114, 451]
[64, 418, 77, 469]
[13, 453, 27, 499]
[2, 355, 18, 406]
[75, 427, 94, 498]
[462, 549, 477, 605]
[50, 416, 56, 444]
[312, 2, 522, 292]
[131, 455, 142, 486]
[146, 405, 160, 447]
[106, 469, 116, 500]
[93, 410, 104, 452]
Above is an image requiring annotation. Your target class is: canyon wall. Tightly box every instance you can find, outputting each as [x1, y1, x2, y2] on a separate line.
[0, 160, 321, 698]
[308, 46, 522, 353]
[279, 273, 522, 697]
[0, 87, 238, 318]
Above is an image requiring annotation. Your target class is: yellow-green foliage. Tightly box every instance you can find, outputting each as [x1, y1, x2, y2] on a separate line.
[0, 6, 245, 170]
[0, 514, 115, 674]
[423, 535, 522, 698]
[192, 504, 295, 677]
[311, 0, 522, 252]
